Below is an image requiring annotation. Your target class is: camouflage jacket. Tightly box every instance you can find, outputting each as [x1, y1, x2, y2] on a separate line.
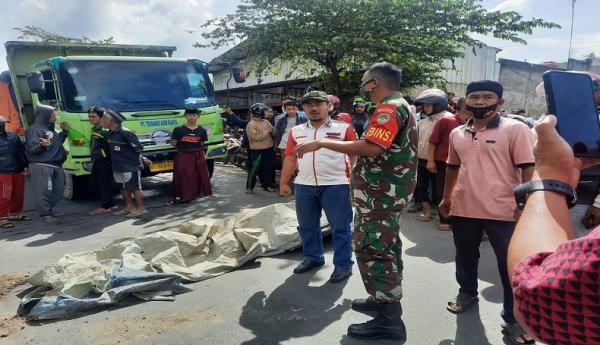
[352, 92, 418, 211]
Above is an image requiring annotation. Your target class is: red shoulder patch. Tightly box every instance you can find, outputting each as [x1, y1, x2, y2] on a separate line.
[363, 104, 399, 149]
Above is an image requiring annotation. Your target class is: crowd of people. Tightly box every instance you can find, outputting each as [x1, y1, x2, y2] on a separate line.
[0, 60, 598, 344]
[0, 105, 213, 225]
[222, 62, 599, 344]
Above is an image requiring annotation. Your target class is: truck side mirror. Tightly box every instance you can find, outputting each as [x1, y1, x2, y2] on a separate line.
[231, 67, 246, 83]
[26, 72, 45, 94]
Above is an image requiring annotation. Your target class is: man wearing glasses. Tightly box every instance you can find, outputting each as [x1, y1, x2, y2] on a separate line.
[295, 62, 417, 341]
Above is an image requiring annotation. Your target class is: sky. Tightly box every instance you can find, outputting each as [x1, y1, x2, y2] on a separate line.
[0, 0, 598, 72]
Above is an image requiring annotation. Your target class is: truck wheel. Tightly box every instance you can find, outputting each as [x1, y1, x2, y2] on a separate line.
[63, 174, 89, 200]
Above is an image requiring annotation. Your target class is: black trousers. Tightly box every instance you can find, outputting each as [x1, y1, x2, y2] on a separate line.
[414, 159, 437, 204]
[451, 216, 517, 324]
[206, 159, 215, 178]
[435, 161, 450, 224]
[90, 159, 115, 209]
[246, 148, 275, 190]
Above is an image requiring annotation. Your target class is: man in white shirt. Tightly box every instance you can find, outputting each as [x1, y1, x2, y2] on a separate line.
[280, 91, 357, 283]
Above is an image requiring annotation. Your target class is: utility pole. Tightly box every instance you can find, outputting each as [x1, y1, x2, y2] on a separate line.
[567, 0, 576, 69]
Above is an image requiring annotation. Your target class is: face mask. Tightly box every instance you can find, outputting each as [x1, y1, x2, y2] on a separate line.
[466, 103, 498, 119]
[0, 122, 5, 133]
[360, 85, 377, 101]
[359, 79, 377, 101]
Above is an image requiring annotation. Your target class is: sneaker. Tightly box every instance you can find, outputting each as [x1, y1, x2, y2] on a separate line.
[245, 189, 254, 194]
[263, 186, 277, 192]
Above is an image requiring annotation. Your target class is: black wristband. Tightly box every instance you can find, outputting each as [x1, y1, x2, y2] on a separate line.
[513, 179, 577, 210]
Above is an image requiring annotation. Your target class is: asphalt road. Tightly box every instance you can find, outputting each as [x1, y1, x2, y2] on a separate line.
[0, 164, 518, 345]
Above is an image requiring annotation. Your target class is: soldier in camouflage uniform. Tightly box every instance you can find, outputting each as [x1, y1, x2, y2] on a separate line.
[295, 62, 417, 341]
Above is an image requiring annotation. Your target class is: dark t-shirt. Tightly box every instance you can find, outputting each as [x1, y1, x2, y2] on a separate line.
[172, 125, 207, 151]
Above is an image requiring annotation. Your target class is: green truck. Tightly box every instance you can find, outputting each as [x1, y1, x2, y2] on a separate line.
[3, 41, 228, 199]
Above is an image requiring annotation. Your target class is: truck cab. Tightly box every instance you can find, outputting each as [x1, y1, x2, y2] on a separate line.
[4, 41, 226, 199]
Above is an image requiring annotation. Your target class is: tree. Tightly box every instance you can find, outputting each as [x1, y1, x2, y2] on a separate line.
[14, 26, 115, 45]
[198, 0, 559, 97]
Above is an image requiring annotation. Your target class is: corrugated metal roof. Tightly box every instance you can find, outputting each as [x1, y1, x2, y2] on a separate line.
[212, 45, 500, 91]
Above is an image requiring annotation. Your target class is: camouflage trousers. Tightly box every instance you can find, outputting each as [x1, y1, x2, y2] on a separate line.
[353, 206, 403, 302]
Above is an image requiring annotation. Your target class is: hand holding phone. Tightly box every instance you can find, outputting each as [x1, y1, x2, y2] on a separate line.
[543, 70, 600, 157]
[39, 138, 51, 147]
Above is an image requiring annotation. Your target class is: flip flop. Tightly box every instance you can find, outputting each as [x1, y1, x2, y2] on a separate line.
[0, 221, 15, 228]
[7, 215, 31, 221]
[501, 323, 535, 344]
[88, 208, 111, 216]
[419, 214, 432, 222]
[126, 209, 149, 218]
[447, 293, 479, 314]
[438, 224, 452, 231]
[114, 208, 134, 216]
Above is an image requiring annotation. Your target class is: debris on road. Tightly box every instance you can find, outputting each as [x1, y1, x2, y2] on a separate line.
[0, 315, 26, 338]
[0, 273, 30, 299]
[17, 203, 316, 320]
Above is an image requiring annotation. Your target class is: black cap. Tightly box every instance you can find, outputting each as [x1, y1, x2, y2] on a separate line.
[105, 109, 126, 123]
[466, 80, 503, 98]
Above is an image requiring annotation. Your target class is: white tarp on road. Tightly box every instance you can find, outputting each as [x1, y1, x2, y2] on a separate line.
[18, 203, 315, 320]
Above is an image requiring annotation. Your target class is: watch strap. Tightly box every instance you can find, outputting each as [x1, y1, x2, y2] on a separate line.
[513, 179, 577, 210]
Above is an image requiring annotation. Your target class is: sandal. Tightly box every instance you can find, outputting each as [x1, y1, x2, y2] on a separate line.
[419, 214, 432, 222]
[438, 224, 452, 231]
[88, 208, 111, 216]
[40, 215, 59, 223]
[0, 220, 15, 228]
[7, 215, 31, 221]
[114, 208, 134, 216]
[447, 293, 479, 314]
[126, 209, 149, 218]
[501, 323, 535, 344]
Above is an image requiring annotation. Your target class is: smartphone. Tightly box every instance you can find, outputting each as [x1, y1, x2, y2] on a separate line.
[543, 70, 600, 157]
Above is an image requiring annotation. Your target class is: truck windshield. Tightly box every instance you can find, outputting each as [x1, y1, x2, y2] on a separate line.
[58, 60, 215, 112]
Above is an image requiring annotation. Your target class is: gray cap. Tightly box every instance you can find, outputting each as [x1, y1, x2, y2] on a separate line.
[301, 91, 328, 104]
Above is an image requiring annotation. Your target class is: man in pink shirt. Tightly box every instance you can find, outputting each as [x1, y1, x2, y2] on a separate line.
[439, 80, 536, 344]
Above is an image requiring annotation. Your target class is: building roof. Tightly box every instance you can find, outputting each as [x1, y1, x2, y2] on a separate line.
[207, 42, 248, 74]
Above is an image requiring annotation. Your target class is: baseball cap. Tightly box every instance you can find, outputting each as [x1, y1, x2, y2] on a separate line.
[301, 91, 329, 104]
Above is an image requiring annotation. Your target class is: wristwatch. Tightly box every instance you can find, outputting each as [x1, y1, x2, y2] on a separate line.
[513, 179, 577, 210]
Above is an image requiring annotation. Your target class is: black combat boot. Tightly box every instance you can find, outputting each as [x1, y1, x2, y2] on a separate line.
[347, 302, 407, 341]
[351, 296, 378, 312]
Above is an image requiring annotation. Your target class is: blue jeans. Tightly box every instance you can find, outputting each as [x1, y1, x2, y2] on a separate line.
[294, 184, 354, 269]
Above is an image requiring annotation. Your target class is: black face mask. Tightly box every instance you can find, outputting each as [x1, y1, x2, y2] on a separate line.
[0, 122, 5, 133]
[466, 103, 498, 119]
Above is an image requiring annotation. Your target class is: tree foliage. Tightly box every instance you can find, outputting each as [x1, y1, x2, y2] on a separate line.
[14, 26, 115, 45]
[198, 0, 559, 96]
